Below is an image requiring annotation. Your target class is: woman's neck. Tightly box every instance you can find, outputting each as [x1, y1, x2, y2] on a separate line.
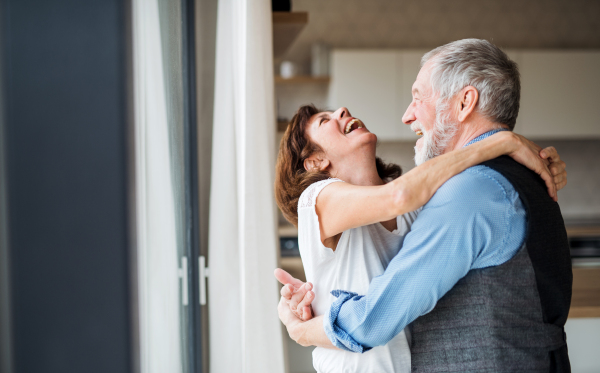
[332, 157, 384, 187]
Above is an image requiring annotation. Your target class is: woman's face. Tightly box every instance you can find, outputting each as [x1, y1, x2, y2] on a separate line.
[304, 107, 377, 172]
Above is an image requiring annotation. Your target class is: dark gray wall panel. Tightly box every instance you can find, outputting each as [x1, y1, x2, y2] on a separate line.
[2, 0, 132, 372]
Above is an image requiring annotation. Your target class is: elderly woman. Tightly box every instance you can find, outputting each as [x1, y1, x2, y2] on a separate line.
[274, 103, 566, 373]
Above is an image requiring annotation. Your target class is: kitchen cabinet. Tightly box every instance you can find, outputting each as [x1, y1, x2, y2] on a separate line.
[329, 49, 600, 140]
[517, 51, 600, 139]
[329, 50, 424, 141]
[570, 266, 600, 318]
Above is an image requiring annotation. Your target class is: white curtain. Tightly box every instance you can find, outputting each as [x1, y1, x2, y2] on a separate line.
[133, 0, 185, 372]
[208, 0, 285, 372]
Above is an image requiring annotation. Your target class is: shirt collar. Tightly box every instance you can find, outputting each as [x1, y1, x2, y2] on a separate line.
[464, 128, 510, 147]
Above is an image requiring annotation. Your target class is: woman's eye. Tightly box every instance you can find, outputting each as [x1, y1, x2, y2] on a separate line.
[319, 118, 327, 125]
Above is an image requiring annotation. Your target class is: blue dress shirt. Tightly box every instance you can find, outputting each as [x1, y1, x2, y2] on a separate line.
[323, 129, 527, 352]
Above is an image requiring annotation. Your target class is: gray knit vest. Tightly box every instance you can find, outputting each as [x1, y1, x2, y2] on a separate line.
[410, 156, 572, 373]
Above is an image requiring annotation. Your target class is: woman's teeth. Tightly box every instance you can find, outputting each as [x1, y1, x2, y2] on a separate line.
[345, 119, 364, 134]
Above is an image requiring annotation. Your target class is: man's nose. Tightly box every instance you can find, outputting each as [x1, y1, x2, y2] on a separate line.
[402, 102, 416, 125]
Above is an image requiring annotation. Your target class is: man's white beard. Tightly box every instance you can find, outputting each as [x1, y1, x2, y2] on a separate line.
[414, 103, 458, 166]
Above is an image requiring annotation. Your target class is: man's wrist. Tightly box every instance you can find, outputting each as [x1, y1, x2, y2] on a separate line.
[287, 317, 304, 343]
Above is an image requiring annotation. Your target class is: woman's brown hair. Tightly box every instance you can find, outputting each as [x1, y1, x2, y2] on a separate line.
[275, 104, 403, 227]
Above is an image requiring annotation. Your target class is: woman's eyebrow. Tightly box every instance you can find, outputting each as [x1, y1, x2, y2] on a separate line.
[315, 112, 330, 121]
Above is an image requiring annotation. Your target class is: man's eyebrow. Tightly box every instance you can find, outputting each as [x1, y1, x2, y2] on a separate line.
[412, 88, 419, 96]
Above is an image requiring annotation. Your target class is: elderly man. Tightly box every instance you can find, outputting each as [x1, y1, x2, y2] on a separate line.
[276, 39, 572, 372]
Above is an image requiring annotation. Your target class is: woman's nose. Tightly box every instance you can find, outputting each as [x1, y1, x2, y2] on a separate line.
[335, 107, 349, 119]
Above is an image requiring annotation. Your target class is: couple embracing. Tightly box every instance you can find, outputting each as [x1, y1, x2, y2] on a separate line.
[274, 39, 572, 373]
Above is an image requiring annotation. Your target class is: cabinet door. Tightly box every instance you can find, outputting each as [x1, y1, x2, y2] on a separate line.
[329, 50, 411, 140]
[518, 51, 600, 138]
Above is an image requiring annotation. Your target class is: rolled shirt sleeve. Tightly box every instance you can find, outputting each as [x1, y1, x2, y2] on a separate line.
[323, 165, 527, 351]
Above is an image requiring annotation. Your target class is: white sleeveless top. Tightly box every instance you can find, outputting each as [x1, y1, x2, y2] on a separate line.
[297, 178, 419, 373]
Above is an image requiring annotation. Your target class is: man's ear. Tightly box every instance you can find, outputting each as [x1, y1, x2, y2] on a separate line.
[457, 86, 479, 122]
[303, 155, 330, 172]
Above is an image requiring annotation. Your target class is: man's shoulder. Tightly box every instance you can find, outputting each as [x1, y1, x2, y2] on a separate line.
[426, 164, 518, 209]
[418, 164, 527, 269]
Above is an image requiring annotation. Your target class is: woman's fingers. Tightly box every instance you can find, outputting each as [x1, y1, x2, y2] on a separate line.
[274, 268, 305, 288]
[549, 161, 566, 176]
[540, 146, 558, 161]
[301, 304, 313, 321]
[540, 164, 558, 202]
[556, 178, 568, 191]
[532, 150, 557, 201]
[297, 290, 315, 320]
[280, 284, 294, 300]
[541, 146, 567, 191]
[288, 282, 312, 311]
[509, 136, 557, 201]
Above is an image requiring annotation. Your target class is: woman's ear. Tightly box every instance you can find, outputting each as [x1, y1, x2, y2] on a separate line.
[303, 155, 330, 172]
[457, 86, 479, 122]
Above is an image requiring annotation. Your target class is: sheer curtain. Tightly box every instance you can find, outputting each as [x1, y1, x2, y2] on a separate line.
[132, 0, 189, 372]
[208, 0, 285, 372]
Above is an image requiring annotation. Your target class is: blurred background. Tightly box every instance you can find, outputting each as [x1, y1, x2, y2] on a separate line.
[1, 1, 599, 373]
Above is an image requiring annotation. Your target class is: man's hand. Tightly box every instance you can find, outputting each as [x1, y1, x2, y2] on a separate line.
[274, 268, 315, 321]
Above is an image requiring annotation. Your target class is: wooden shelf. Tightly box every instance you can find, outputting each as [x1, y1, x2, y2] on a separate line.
[278, 224, 298, 236]
[569, 306, 600, 318]
[277, 121, 289, 132]
[273, 12, 308, 58]
[566, 225, 600, 237]
[279, 257, 306, 282]
[275, 75, 330, 84]
[570, 267, 600, 318]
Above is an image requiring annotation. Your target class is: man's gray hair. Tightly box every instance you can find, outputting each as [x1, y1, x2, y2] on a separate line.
[421, 39, 520, 130]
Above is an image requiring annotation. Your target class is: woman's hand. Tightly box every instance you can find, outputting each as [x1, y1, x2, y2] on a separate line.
[274, 268, 315, 321]
[506, 133, 567, 201]
[541, 146, 567, 191]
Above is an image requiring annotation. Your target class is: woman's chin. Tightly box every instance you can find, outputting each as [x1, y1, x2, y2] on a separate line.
[362, 131, 377, 143]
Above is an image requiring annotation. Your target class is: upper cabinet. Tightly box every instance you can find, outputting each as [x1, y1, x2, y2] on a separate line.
[329, 49, 600, 140]
[329, 50, 425, 141]
[515, 51, 600, 139]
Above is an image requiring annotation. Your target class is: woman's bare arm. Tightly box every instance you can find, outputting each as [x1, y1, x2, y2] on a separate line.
[316, 131, 556, 240]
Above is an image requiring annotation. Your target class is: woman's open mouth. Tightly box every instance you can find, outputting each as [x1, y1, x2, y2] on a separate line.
[344, 118, 364, 134]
